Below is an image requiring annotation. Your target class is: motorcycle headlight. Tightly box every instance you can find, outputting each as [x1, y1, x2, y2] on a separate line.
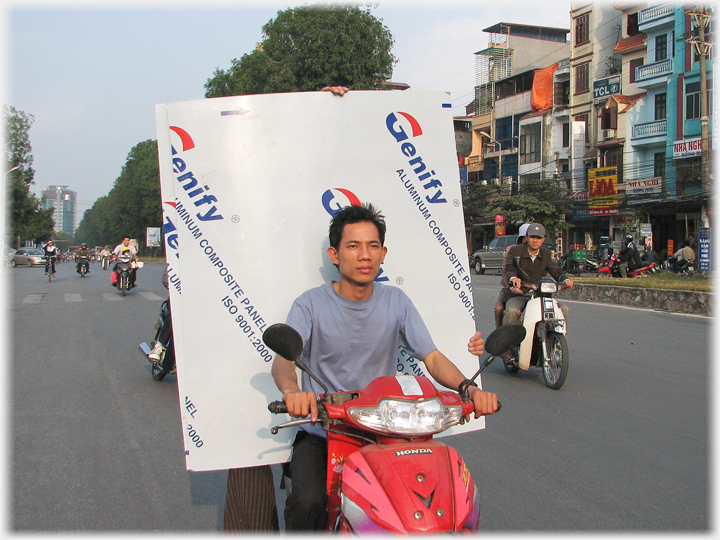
[539, 281, 558, 293]
[348, 397, 464, 436]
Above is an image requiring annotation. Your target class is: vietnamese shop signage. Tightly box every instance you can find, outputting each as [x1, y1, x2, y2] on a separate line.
[673, 138, 702, 159]
[626, 177, 662, 199]
[593, 75, 621, 105]
[698, 227, 711, 271]
[588, 166, 618, 215]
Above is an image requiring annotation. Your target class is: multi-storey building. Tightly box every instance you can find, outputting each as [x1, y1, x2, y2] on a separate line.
[464, 22, 570, 248]
[41, 185, 77, 235]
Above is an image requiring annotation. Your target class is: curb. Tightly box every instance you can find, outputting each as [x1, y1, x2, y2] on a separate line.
[556, 283, 713, 316]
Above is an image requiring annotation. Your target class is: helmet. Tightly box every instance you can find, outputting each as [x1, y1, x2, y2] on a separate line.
[122, 247, 130, 253]
[625, 235, 633, 243]
[81, 242, 87, 247]
[518, 223, 530, 238]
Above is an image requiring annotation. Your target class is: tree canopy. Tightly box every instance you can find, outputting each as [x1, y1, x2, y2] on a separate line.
[463, 178, 574, 234]
[75, 140, 160, 250]
[204, 4, 397, 97]
[4, 106, 54, 247]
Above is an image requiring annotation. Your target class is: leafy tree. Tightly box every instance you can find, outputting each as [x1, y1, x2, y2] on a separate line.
[494, 178, 574, 233]
[463, 177, 574, 235]
[4, 105, 54, 247]
[204, 4, 396, 97]
[75, 140, 160, 250]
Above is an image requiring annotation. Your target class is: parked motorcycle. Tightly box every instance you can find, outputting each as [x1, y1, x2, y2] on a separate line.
[77, 254, 90, 277]
[502, 260, 569, 390]
[263, 322, 525, 533]
[597, 252, 657, 278]
[139, 299, 175, 381]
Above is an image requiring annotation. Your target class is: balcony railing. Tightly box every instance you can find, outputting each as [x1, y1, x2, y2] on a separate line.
[639, 4, 674, 26]
[635, 59, 673, 83]
[632, 120, 667, 139]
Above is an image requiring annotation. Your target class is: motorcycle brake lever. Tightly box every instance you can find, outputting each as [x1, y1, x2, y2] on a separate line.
[270, 418, 315, 435]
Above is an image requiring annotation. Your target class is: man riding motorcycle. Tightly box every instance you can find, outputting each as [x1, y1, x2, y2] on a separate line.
[76, 242, 91, 275]
[496, 223, 574, 355]
[112, 236, 138, 288]
[617, 234, 641, 278]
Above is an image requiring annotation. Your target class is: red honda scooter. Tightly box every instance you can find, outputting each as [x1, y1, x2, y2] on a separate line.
[597, 252, 658, 278]
[263, 322, 525, 533]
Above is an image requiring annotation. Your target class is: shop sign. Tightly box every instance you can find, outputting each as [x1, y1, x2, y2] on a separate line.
[673, 138, 702, 159]
[626, 177, 662, 199]
[572, 206, 594, 221]
[593, 75, 621, 105]
[699, 227, 711, 271]
[495, 214, 506, 236]
[588, 166, 618, 214]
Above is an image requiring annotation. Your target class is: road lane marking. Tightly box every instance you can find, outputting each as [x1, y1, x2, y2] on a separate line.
[65, 293, 82, 302]
[102, 293, 124, 301]
[139, 292, 163, 301]
[22, 294, 44, 304]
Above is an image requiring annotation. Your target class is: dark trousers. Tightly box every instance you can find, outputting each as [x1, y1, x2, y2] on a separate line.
[223, 465, 279, 532]
[285, 431, 328, 531]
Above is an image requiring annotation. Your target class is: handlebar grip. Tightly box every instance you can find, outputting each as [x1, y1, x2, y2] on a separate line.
[497, 400, 502, 412]
[268, 400, 288, 414]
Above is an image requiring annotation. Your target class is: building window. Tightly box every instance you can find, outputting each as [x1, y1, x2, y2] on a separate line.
[654, 152, 666, 179]
[656, 34, 668, 61]
[655, 93, 666, 121]
[562, 122, 570, 148]
[575, 62, 590, 94]
[520, 123, 541, 165]
[627, 12, 639, 37]
[686, 79, 714, 120]
[677, 157, 702, 185]
[575, 13, 589, 45]
[495, 116, 513, 150]
[629, 58, 644, 84]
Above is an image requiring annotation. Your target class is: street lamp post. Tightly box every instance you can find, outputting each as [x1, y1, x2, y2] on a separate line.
[3, 166, 19, 247]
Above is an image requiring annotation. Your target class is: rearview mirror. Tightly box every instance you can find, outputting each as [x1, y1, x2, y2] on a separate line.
[483, 323, 526, 357]
[262, 323, 303, 362]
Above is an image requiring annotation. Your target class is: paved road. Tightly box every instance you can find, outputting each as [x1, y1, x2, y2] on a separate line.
[9, 263, 710, 531]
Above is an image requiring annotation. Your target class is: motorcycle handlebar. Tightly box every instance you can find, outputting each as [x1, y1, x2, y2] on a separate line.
[268, 400, 288, 414]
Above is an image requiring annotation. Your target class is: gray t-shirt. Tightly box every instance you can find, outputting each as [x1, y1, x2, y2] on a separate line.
[286, 281, 436, 436]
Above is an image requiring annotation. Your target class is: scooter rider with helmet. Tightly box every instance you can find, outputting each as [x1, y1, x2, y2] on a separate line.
[76, 242, 91, 274]
[499, 223, 574, 335]
[112, 236, 139, 288]
[617, 234, 641, 278]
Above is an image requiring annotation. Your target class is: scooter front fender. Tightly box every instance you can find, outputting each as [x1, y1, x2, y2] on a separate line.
[517, 297, 566, 371]
[339, 441, 479, 533]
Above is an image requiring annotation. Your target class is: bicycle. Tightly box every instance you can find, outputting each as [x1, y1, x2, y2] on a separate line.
[45, 256, 57, 281]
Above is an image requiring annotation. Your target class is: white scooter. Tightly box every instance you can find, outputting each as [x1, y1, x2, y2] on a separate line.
[502, 258, 570, 390]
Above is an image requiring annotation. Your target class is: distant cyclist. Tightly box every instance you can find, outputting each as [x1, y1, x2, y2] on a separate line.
[43, 240, 59, 277]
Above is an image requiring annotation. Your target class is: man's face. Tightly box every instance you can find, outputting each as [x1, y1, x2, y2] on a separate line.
[327, 221, 387, 286]
[122, 238, 130, 246]
[527, 235, 544, 251]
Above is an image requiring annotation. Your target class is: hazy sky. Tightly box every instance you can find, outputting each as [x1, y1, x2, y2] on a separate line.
[4, 0, 570, 222]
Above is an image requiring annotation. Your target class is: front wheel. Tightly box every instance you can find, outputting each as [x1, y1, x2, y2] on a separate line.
[120, 275, 127, 296]
[542, 332, 569, 390]
[474, 259, 485, 275]
[11, 260, 16, 267]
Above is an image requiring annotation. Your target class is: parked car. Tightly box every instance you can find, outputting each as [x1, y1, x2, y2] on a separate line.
[471, 234, 557, 275]
[10, 248, 46, 267]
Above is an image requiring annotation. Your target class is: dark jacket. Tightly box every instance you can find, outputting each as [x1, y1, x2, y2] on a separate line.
[501, 244, 566, 289]
[618, 242, 641, 270]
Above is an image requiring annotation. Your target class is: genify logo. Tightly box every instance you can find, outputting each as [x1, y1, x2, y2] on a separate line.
[169, 126, 224, 222]
[386, 112, 447, 204]
[163, 201, 180, 258]
[321, 188, 361, 217]
[320, 188, 387, 282]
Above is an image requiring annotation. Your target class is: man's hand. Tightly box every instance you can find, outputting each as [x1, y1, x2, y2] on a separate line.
[469, 388, 499, 418]
[564, 279, 574, 288]
[467, 331, 485, 356]
[321, 86, 349, 96]
[509, 277, 522, 294]
[283, 390, 319, 423]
